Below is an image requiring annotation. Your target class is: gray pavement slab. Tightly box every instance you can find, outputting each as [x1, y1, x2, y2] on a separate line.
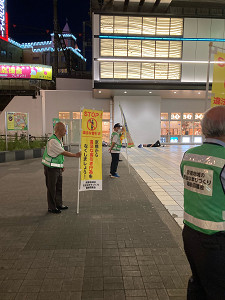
[0, 149, 190, 299]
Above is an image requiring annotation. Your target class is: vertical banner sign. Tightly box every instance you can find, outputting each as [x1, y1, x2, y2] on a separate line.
[211, 52, 225, 107]
[7, 112, 28, 130]
[80, 109, 103, 191]
[119, 104, 134, 148]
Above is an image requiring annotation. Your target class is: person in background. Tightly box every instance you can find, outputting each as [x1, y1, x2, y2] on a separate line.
[109, 123, 124, 178]
[180, 105, 225, 299]
[42, 122, 81, 214]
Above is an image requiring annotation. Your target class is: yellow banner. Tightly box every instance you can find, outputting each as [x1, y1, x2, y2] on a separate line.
[80, 109, 103, 191]
[212, 52, 225, 94]
[211, 93, 225, 107]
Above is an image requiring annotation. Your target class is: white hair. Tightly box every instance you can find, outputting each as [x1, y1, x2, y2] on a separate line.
[201, 106, 225, 138]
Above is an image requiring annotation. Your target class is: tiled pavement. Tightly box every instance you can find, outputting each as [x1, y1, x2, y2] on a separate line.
[121, 145, 193, 228]
[0, 147, 191, 300]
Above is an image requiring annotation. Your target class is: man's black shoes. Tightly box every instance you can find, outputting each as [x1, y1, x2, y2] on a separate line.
[48, 208, 61, 214]
[57, 205, 68, 210]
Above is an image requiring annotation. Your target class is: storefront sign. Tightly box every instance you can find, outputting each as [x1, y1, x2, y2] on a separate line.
[80, 109, 103, 191]
[171, 113, 181, 120]
[0, 64, 52, 80]
[7, 112, 28, 131]
[0, 0, 7, 41]
[211, 52, 225, 107]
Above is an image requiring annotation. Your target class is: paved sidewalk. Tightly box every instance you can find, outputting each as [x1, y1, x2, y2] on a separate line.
[0, 148, 190, 300]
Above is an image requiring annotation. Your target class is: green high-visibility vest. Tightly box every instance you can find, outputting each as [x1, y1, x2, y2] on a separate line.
[42, 134, 64, 168]
[180, 143, 225, 235]
[111, 132, 122, 151]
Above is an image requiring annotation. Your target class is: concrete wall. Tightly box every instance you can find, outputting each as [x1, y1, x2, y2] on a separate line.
[114, 96, 161, 145]
[56, 78, 92, 91]
[161, 98, 210, 113]
[0, 87, 110, 138]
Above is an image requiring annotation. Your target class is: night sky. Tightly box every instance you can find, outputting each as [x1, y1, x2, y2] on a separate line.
[7, 0, 91, 45]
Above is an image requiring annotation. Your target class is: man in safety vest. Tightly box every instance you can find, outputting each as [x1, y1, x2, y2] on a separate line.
[109, 123, 124, 178]
[180, 105, 225, 299]
[42, 122, 81, 214]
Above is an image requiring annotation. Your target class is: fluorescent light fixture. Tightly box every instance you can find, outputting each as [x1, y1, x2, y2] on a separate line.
[97, 58, 218, 64]
[182, 137, 191, 143]
[99, 35, 225, 43]
[194, 137, 202, 143]
[99, 91, 102, 93]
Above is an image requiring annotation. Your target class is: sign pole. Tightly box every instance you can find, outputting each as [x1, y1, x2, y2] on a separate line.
[77, 107, 82, 214]
[205, 42, 213, 111]
[119, 104, 130, 174]
[27, 113, 29, 147]
[5, 112, 8, 151]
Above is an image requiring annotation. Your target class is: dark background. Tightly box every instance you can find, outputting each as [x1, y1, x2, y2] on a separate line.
[7, 0, 91, 44]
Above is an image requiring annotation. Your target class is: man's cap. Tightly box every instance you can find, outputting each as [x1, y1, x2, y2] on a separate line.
[114, 123, 122, 128]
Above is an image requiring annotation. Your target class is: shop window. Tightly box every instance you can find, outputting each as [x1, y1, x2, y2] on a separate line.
[161, 113, 168, 120]
[59, 112, 70, 119]
[194, 122, 202, 135]
[161, 121, 169, 135]
[103, 112, 110, 120]
[102, 121, 110, 142]
[170, 137, 178, 143]
[171, 113, 181, 120]
[194, 137, 202, 143]
[182, 121, 193, 135]
[183, 113, 193, 120]
[169, 121, 181, 135]
[73, 112, 83, 119]
[182, 137, 191, 143]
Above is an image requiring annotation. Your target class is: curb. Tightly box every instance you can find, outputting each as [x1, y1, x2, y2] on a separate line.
[0, 145, 69, 163]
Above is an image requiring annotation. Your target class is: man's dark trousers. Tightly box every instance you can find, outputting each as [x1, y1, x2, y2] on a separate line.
[182, 224, 225, 300]
[110, 153, 119, 175]
[44, 166, 63, 210]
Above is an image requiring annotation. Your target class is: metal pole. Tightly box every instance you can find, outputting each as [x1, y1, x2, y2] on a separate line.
[53, 0, 58, 78]
[205, 42, 213, 111]
[27, 113, 29, 147]
[77, 107, 83, 214]
[5, 112, 8, 151]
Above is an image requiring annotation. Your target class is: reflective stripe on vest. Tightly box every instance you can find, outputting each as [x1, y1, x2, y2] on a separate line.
[184, 211, 225, 231]
[183, 153, 225, 168]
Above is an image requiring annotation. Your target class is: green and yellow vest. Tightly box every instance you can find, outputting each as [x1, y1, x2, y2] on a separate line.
[111, 132, 122, 152]
[180, 143, 225, 235]
[42, 134, 64, 168]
